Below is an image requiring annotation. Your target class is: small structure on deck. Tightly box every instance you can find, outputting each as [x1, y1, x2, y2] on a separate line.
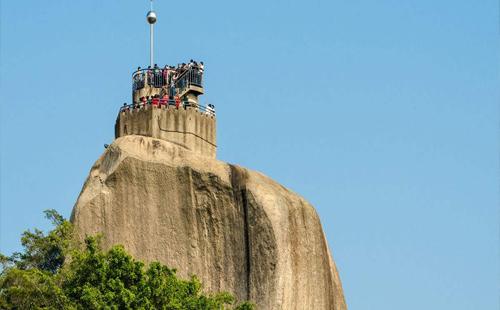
[115, 4, 216, 158]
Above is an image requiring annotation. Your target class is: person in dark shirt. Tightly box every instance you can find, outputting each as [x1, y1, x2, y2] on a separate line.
[170, 78, 176, 97]
[146, 66, 152, 85]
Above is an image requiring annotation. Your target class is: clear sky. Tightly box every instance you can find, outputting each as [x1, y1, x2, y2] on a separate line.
[0, 1, 497, 309]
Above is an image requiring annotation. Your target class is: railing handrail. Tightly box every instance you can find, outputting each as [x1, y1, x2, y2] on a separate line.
[173, 67, 190, 82]
[174, 67, 199, 83]
[132, 66, 203, 78]
[119, 101, 215, 116]
[132, 65, 203, 92]
[132, 67, 165, 78]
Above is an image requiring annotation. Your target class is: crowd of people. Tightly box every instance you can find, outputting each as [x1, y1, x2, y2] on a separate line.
[125, 60, 213, 115]
[121, 96, 215, 116]
[133, 60, 204, 95]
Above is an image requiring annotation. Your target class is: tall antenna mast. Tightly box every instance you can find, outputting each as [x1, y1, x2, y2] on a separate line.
[146, 0, 157, 67]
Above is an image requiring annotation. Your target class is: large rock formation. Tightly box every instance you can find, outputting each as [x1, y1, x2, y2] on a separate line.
[71, 135, 346, 309]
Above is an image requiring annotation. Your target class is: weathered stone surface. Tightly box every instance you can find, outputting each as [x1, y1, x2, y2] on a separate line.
[116, 105, 217, 159]
[71, 135, 346, 309]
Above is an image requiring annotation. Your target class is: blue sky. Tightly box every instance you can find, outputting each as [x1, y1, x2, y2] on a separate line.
[1, 1, 498, 309]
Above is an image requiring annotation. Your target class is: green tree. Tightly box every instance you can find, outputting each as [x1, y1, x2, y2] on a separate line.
[0, 210, 254, 310]
[10, 209, 73, 274]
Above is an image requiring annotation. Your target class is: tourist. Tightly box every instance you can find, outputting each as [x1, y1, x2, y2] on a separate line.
[163, 65, 169, 81]
[152, 95, 160, 106]
[170, 79, 176, 97]
[178, 73, 184, 89]
[151, 64, 159, 86]
[206, 104, 215, 116]
[147, 66, 152, 85]
[160, 94, 168, 106]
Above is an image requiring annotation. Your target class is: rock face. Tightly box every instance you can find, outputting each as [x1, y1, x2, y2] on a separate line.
[71, 135, 346, 309]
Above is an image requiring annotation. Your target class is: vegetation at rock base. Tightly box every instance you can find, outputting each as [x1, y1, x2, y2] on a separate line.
[0, 210, 254, 310]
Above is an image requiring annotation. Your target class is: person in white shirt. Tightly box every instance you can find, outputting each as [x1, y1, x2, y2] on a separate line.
[206, 104, 215, 116]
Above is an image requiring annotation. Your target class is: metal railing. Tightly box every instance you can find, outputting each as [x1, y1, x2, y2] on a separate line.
[119, 101, 215, 117]
[132, 69, 169, 91]
[132, 66, 203, 93]
[174, 67, 203, 94]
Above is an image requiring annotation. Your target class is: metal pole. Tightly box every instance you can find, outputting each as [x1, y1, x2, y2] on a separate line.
[150, 23, 154, 67]
[146, 2, 157, 68]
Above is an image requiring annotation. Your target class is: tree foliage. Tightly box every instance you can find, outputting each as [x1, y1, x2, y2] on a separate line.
[0, 210, 254, 310]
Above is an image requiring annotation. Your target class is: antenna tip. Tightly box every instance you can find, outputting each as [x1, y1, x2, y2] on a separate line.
[147, 11, 157, 24]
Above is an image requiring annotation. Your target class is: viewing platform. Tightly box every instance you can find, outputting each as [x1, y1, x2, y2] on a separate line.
[116, 62, 216, 158]
[132, 63, 204, 107]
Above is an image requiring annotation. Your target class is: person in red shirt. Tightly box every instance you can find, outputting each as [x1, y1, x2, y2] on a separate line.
[160, 94, 168, 106]
[152, 95, 160, 106]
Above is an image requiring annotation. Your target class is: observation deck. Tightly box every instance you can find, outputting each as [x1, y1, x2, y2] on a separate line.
[132, 64, 204, 106]
[115, 62, 217, 158]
